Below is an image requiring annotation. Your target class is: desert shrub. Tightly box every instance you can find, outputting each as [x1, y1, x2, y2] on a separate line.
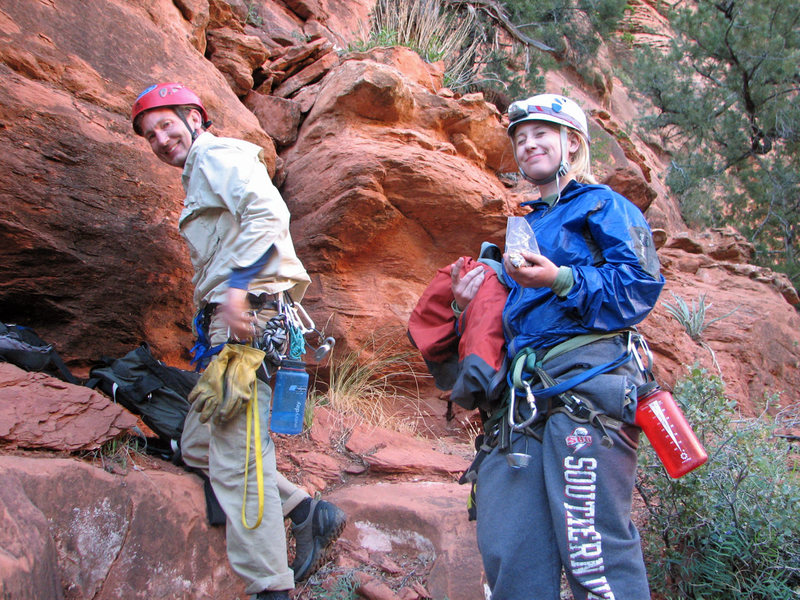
[349, 0, 628, 98]
[661, 292, 738, 342]
[636, 365, 800, 599]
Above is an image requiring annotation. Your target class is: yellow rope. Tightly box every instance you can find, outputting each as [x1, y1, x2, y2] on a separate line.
[242, 382, 264, 529]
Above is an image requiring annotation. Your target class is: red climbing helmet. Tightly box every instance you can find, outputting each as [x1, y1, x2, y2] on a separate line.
[131, 83, 209, 135]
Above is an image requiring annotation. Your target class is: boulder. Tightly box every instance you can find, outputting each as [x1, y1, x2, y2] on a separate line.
[327, 481, 484, 600]
[346, 423, 470, 476]
[0, 0, 274, 371]
[0, 455, 244, 600]
[0, 364, 138, 452]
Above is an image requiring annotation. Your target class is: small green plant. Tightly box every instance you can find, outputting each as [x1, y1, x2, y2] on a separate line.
[636, 364, 800, 599]
[245, 2, 262, 27]
[300, 568, 359, 599]
[81, 434, 147, 472]
[620, 31, 635, 47]
[662, 291, 738, 342]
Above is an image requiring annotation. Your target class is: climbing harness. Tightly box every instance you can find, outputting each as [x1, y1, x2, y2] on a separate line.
[503, 330, 651, 449]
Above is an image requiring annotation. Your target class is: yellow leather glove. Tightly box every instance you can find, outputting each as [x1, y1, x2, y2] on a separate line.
[215, 344, 266, 424]
[188, 345, 235, 424]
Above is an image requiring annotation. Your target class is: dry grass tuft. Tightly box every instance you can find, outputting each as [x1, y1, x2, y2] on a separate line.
[353, 0, 483, 89]
[308, 334, 429, 435]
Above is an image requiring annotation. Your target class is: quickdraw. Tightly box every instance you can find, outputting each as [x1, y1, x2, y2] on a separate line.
[256, 292, 335, 365]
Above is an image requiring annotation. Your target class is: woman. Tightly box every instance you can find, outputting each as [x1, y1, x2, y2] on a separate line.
[452, 94, 664, 600]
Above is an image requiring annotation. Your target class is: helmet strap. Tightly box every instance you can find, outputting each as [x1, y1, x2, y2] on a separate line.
[557, 126, 570, 177]
[174, 107, 200, 142]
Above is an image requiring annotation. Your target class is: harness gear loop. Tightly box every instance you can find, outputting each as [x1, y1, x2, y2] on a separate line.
[534, 366, 616, 448]
[242, 380, 264, 529]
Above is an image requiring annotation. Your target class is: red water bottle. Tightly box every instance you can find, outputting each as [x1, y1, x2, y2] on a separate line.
[635, 382, 708, 478]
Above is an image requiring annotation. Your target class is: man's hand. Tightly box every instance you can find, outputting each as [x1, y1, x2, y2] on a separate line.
[451, 257, 485, 311]
[222, 287, 255, 342]
[503, 251, 558, 288]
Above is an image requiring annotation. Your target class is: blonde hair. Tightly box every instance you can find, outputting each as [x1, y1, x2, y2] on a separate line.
[567, 132, 596, 184]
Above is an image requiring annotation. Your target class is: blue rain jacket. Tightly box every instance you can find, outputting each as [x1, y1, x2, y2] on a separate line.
[503, 179, 665, 357]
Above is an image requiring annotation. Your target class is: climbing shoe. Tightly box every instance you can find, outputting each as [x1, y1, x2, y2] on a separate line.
[291, 498, 347, 581]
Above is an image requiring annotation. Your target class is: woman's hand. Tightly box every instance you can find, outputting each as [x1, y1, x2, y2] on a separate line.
[451, 257, 485, 310]
[503, 251, 558, 288]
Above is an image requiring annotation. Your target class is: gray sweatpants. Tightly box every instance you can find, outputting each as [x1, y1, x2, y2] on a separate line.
[475, 337, 650, 600]
[181, 309, 309, 594]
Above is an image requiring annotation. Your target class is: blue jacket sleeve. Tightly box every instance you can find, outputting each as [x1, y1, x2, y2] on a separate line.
[228, 247, 273, 290]
[560, 193, 665, 330]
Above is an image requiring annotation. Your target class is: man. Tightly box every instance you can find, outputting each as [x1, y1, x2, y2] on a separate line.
[131, 82, 345, 600]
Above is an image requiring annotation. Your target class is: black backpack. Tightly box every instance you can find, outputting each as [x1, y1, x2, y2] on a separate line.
[87, 343, 226, 525]
[86, 343, 199, 462]
[0, 321, 79, 384]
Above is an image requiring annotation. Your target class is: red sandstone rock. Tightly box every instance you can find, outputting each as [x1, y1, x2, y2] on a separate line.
[328, 482, 483, 600]
[4, 0, 794, 413]
[0, 468, 64, 600]
[244, 91, 304, 145]
[290, 449, 343, 481]
[0, 6, 799, 599]
[355, 571, 403, 600]
[0, 364, 138, 451]
[274, 50, 339, 98]
[206, 27, 270, 95]
[0, 455, 245, 600]
[267, 38, 332, 77]
[346, 424, 469, 476]
[0, 0, 275, 371]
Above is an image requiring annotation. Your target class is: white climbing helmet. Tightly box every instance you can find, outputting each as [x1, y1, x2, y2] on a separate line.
[507, 94, 590, 142]
[507, 94, 591, 186]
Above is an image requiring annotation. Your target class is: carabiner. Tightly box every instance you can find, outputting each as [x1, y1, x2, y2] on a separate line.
[281, 300, 316, 335]
[508, 381, 538, 431]
[627, 331, 653, 376]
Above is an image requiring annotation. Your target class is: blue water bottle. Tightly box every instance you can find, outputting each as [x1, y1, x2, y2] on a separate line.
[270, 359, 308, 434]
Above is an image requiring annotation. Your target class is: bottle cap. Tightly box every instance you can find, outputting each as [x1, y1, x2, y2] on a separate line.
[637, 381, 660, 398]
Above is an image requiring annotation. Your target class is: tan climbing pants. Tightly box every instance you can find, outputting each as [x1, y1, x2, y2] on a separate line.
[181, 308, 308, 594]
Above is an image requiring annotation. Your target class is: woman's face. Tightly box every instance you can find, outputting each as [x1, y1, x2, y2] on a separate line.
[513, 121, 565, 182]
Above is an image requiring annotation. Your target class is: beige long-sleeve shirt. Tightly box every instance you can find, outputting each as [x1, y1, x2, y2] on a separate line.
[179, 132, 310, 308]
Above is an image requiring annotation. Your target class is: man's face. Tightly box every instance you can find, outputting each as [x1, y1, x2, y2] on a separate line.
[138, 107, 201, 168]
